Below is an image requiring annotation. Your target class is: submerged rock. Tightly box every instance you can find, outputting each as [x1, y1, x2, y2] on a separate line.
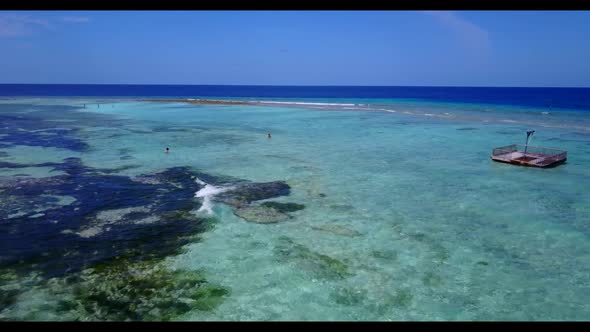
[311, 224, 361, 237]
[234, 206, 290, 224]
[214, 181, 290, 208]
[274, 236, 351, 280]
[75, 206, 162, 238]
[95, 206, 151, 223]
[329, 204, 355, 212]
[260, 201, 305, 213]
[232, 201, 304, 224]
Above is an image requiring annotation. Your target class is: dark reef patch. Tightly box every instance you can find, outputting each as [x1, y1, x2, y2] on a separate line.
[96, 164, 141, 174]
[231, 200, 306, 224]
[233, 205, 290, 224]
[0, 124, 88, 151]
[212, 184, 298, 224]
[117, 148, 133, 155]
[0, 159, 210, 280]
[260, 201, 305, 213]
[0, 103, 130, 152]
[0, 155, 299, 282]
[0, 112, 86, 151]
[214, 181, 291, 208]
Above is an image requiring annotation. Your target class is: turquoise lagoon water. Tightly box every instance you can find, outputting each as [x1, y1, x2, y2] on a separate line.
[1, 97, 590, 321]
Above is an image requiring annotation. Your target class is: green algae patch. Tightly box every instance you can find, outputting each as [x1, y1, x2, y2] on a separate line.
[390, 288, 413, 308]
[51, 257, 230, 321]
[274, 236, 351, 280]
[190, 285, 231, 311]
[370, 250, 398, 261]
[330, 287, 368, 306]
[329, 204, 355, 212]
[260, 201, 305, 213]
[311, 224, 361, 237]
[0, 269, 20, 312]
[422, 271, 444, 287]
[406, 232, 450, 264]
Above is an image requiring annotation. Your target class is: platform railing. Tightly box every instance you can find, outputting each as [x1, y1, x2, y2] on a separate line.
[492, 144, 518, 156]
[514, 145, 567, 158]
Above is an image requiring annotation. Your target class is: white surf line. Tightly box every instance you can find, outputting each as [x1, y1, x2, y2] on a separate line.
[185, 97, 420, 117]
[194, 177, 233, 215]
[254, 100, 357, 107]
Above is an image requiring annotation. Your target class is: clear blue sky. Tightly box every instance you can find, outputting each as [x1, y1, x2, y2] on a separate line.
[1, 11, 590, 87]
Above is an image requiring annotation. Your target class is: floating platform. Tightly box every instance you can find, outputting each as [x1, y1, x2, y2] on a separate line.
[491, 144, 567, 168]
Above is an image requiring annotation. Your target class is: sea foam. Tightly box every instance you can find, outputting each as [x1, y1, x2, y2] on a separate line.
[194, 178, 232, 215]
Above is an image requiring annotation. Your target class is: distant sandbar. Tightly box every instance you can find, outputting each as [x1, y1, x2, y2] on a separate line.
[140, 98, 252, 106]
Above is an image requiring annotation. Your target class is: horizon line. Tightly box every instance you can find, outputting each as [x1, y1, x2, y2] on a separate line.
[1, 83, 589, 89]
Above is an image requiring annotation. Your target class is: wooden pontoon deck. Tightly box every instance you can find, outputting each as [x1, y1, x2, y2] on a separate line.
[491, 144, 567, 168]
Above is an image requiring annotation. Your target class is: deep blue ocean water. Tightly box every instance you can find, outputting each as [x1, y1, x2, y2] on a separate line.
[1, 84, 590, 111]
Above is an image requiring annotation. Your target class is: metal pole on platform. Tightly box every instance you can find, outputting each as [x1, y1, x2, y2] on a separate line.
[524, 130, 535, 156]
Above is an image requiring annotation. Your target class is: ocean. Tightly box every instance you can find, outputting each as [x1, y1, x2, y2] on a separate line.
[1, 85, 589, 321]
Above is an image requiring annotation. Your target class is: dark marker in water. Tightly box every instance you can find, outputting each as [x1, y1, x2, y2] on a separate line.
[165, 147, 169, 153]
[267, 133, 271, 139]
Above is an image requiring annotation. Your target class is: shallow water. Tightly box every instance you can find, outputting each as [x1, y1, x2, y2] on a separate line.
[1, 98, 589, 321]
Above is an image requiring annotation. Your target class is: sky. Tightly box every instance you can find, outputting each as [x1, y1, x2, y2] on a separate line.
[0, 10, 589, 87]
